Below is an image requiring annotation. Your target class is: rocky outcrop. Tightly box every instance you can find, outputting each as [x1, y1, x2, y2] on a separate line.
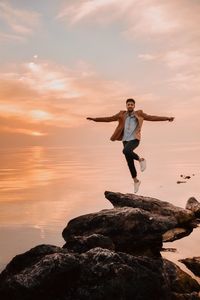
[104, 191, 194, 224]
[180, 257, 200, 277]
[0, 245, 199, 300]
[63, 206, 179, 256]
[104, 191, 198, 242]
[186, 197, 200, 218]
[1, 191, 200, 299]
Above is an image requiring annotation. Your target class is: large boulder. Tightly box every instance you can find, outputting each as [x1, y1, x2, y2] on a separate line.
[62, 206, 184, 256]
[104, 191, 197, 243]
[62, 189, 198, 255]
[104, 191, 194, 224]
[0, 245, 199, 300]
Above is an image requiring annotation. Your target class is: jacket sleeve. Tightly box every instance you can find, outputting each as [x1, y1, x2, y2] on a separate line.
[93, 112, 120, 122]
[141, 111, 169, 121]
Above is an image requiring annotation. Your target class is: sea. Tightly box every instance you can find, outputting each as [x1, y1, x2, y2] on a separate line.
[0, 143, 200, 282]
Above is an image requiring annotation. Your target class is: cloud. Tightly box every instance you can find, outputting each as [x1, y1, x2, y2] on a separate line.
[0, 31, 25, 42]
[0, 59, 134, 140]
[56, 0, 133, 25]
[139, 49, 200, 69]
[0, 1, 41, 41]
[57, 0, 200, 43]
[167, 72, 200, 93]
[124, 3, 180, 38]
[0, 125, 46, 136]
[57, 0, 200, 93]
[57, 0, 184, 35]
[138, 54, 158, 61]
[138, 47, 200, 93]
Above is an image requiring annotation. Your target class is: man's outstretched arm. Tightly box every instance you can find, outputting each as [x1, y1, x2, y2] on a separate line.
[86, 112, 120, 122]
[141, 111, 174, 122]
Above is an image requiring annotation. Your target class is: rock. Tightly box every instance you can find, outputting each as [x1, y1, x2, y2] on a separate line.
[177, 180, 187, 184]
[104, 191, 194, 225]
[1, 191, 200, 299]
[63, 233, 115, 253]
[0, 245, 80, 300]
[180, 175, 191, 180]
[180, 257, 200, 277]
[161, 248, 177, 253]
[0, 244, 66, 280]
[62, 192, 198, 256]
[186, 197, 200, 218]
[162, 227, 193, 242]
[0, 246, 199, 300]
[62, 206, 184, 257]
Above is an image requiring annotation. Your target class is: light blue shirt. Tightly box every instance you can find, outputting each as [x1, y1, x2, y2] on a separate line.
[122, 112, 138, 141]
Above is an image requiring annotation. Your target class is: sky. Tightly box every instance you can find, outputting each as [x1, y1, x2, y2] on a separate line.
[0, 0, 200, 147]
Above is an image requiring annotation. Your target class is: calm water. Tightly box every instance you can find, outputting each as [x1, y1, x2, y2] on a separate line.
[0, 144, 200, 281]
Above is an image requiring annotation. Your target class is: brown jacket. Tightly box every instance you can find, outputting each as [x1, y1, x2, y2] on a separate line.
[93, 110, 169, 141]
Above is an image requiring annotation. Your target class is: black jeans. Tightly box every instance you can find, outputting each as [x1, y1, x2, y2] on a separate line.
[122, 139, 140, 178]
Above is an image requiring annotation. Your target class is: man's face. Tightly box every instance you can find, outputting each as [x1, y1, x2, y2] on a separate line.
[126, 101, 135, 112]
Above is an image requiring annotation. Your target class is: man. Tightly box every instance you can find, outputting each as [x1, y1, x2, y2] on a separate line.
[87, 98, 174, 193]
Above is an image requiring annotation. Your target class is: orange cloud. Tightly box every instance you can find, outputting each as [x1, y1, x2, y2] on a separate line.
[0, 125, 46, 136]
[0, 59, 134, 142]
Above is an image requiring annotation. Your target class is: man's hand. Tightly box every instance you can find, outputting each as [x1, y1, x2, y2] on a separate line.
[86, 117, 94, 121]
[168, 117, 175, 122]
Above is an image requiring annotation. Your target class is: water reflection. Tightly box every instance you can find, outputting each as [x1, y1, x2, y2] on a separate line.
[0, 144, 200, 279]
[0, 146, 81, 194]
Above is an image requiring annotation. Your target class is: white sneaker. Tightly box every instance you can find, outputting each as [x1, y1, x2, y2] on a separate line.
[139, 159, 146, 172]
[134, 180, 141, 193]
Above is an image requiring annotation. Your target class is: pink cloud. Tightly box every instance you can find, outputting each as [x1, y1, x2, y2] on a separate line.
[0, 1, 41, 41]
[57, 0, 200, 44]
[0, 31, 25, 42]
[56, 0, 132, 25]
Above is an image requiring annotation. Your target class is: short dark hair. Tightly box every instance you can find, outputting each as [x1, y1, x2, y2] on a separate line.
[126, 98, 135, 104]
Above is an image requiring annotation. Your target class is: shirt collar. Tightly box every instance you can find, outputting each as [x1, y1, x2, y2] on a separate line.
[126, 111, 135, 117]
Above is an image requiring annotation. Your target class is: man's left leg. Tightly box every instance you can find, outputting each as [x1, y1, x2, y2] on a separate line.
[122, 139, 146, 193]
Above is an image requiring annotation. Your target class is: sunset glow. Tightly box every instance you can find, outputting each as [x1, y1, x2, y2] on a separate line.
[0, 0, 199, 147]
[31, 131, 46, 136]
[0, 0, 200, 280]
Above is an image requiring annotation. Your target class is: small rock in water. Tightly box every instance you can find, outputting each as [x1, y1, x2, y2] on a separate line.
[177, 180, 187, 184]
[161, 248, 177, 253]
[180, 257, 200, 277]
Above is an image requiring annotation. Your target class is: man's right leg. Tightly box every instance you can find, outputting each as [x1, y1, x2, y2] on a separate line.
[122, 139, 140, 180]
[122, 140, 142, 192]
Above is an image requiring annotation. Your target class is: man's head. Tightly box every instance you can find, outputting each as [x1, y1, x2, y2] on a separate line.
[126, 98, 135, 112]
